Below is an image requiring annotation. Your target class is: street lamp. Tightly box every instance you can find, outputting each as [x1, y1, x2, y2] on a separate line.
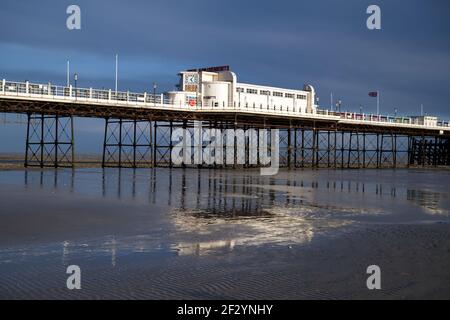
[336, 100, 342, 112]
[74, 73, 78, 100]
[153, 82, 157, 107]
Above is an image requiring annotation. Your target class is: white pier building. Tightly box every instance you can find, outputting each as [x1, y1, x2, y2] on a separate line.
[166, 66, 317, 114]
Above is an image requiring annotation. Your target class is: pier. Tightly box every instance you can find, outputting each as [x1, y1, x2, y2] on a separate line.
[1, 77, 449, 169]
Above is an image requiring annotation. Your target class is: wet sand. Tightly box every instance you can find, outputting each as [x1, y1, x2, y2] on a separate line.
[0, 168, 449, 299]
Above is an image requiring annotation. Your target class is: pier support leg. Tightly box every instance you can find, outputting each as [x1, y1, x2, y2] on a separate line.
[293, 127, 298, 167]
[312, 126, 318, 168]
[376, 133, 381, 169]
[25, 113, 74, 168]
[362, 132, 366, 168]
[287, 125, 292, 169]
[102, 117, 152, 168]
[393, 133, 397, 168]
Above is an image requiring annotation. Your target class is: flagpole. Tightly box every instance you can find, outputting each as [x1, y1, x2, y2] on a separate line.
[377, 90, 380, 115]
[66, 60, 70, 87]
[330, 92, 333, 111]
[115, 54, 118, 94]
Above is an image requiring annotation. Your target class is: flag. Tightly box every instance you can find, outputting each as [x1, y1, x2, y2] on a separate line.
[368, 91, 378, 97]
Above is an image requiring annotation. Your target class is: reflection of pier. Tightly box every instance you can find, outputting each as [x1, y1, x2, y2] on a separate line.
[21, 168, 449, 263]
[407, 189, 449, 215]
[175, 240, 236, 256]
[23, 168, 449, 218]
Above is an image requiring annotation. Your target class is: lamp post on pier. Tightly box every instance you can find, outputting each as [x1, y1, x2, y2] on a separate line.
[74, 73, 78, 101]
[153, 82, 157, 108]
[336, 100, 342, 113]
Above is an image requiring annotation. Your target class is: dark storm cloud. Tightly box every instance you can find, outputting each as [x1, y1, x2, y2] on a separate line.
[0, 0, 449, 117]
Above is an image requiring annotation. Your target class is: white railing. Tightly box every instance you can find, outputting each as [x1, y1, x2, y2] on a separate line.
[1, 79, 168, 105]
[1, 78, 448, 129]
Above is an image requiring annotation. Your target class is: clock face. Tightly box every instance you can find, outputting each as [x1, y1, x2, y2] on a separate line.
[185, 73, 198, 84]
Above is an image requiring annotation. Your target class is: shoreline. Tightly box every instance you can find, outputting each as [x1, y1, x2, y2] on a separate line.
[1, 154, 450, 171]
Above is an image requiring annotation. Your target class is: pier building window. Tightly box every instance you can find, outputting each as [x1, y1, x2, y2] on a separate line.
[285, 93, 294, 98]
[296, 94, 306, 100]
[236, 87, 244, 93]
[246, 88, 258, 94]
[273, 92, 283, 97]
[260, 90, 270, 96]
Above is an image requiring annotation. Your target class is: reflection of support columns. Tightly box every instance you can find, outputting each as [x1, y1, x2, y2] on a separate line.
[25, 113, 74, 168]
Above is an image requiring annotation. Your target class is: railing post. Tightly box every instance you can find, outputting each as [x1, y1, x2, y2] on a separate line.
[48, 83, 51, 95]
[127, 91, 129, 102]
[69, 85, 72, 97]
[2, 79, 5, 94]
[144, 92, 147, 103]
[89, 88, 93, 99]
[160, 93, 163, 105]
[26, 81, 29, 94]
[108, 89, 111, 101]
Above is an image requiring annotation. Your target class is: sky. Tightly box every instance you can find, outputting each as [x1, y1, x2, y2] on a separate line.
[0, 0, 449, 153]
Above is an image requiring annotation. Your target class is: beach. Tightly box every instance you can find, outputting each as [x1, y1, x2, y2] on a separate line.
[0, 167, 449, 299]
